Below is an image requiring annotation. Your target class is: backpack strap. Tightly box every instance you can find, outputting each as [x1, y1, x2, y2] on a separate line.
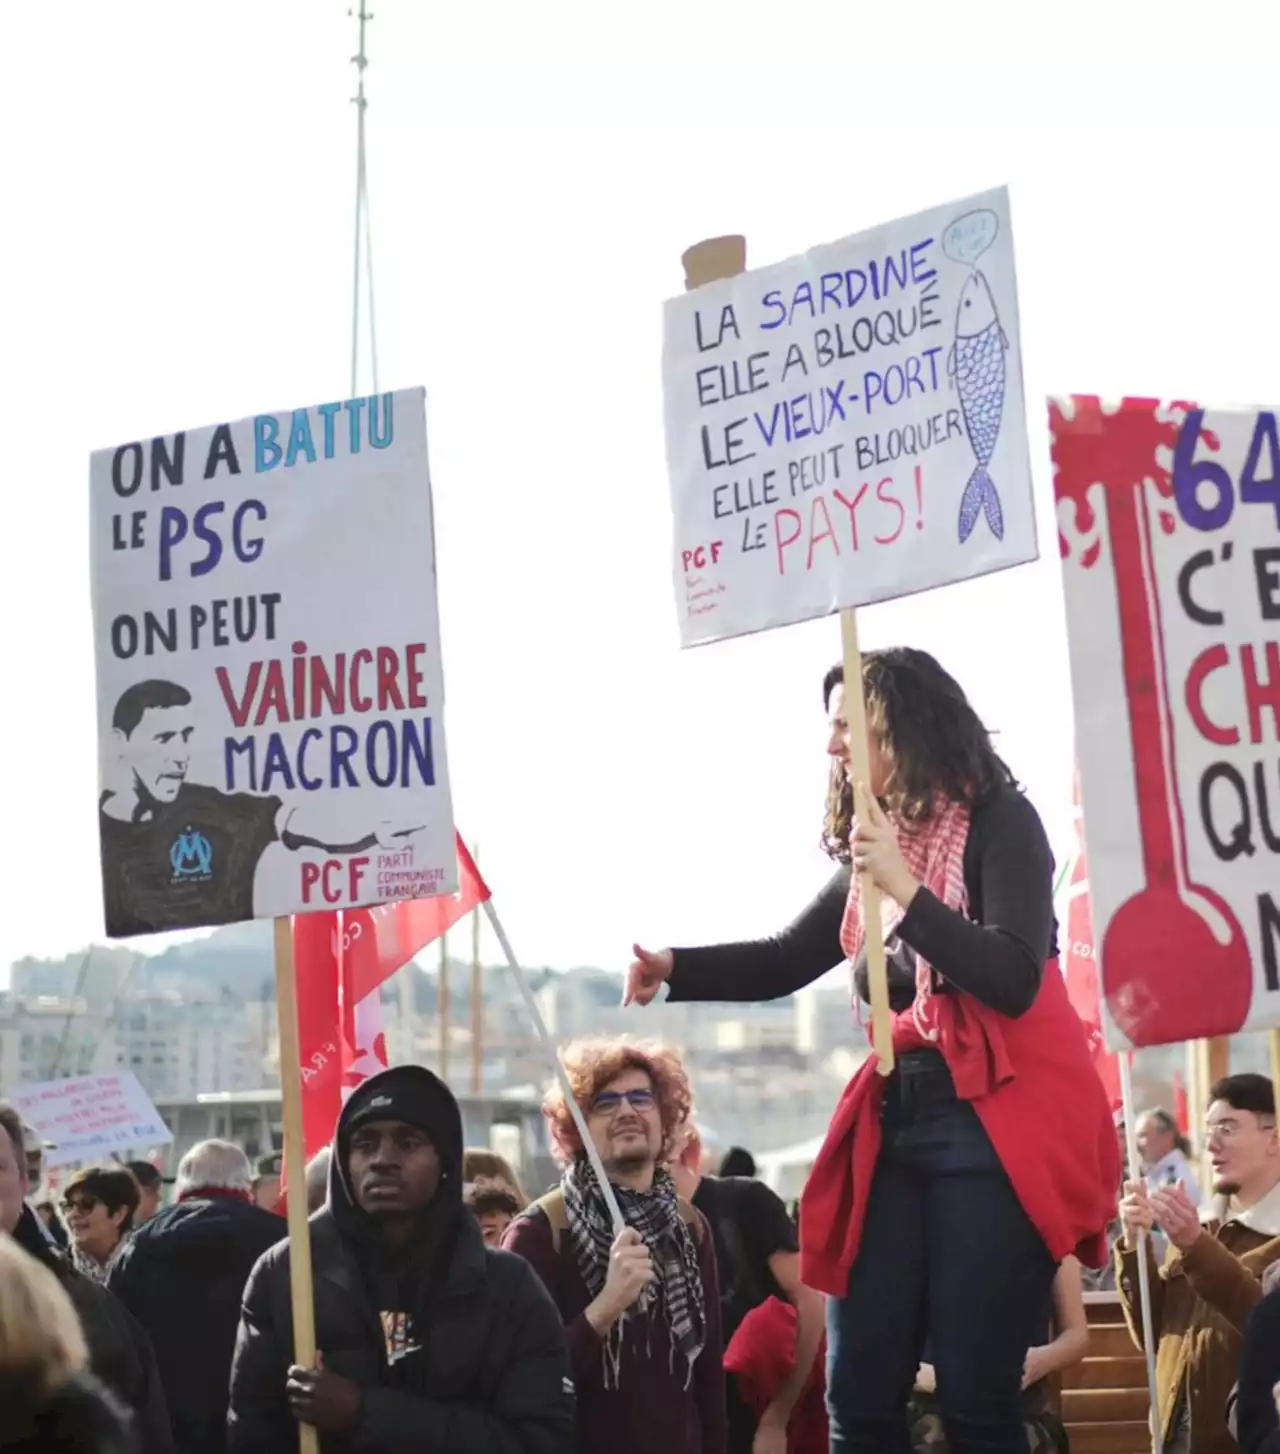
[534, 1189, 569, 1255]
[677, 1196, 704, 1243]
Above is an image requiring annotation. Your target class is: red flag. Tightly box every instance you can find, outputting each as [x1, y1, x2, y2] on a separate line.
[292, 835, 490, 1164]
[1063, 771, 1123, 1112]
[344, 838, 491, 1006]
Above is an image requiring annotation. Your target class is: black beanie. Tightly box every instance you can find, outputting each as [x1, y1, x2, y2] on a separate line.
[337, 1065, 463, 1181]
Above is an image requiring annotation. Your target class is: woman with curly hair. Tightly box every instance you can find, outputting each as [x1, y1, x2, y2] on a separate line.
[502, 1037, 726, 1454]
[0, 1237, 134, 1454]
[625, 648, 1119, 1454]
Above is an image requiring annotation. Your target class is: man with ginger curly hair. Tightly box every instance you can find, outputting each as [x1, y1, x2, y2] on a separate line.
[503, 1037, 726, 1454]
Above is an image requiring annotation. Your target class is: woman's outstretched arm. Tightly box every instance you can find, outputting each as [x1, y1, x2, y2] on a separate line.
[663, 865, 851, 1003]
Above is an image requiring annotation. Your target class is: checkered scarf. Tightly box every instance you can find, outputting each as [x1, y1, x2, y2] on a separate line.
[561, 1156, 705, 1389]
[841, 798, 971, 1039]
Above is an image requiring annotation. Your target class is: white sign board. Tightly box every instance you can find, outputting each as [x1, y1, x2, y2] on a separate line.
[90, 387, 456, 937]
[1054, 396, 1280, 1050]
[663, 186, 1036, 646]
[10, 1070, 172, 1169]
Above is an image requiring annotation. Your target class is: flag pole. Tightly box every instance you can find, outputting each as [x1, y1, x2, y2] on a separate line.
[482, 899, 625, 1235]
[1119, 1050, 1163, 1454]
[273, 918, 319, 1454]
[470, 844, 483, 1095]
[438, 931, 449, 1081]
[678, 233, 895, 1074]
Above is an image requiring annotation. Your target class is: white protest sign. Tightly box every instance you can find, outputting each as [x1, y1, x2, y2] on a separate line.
[10, 1070, 172, 1169]
[90, 388, 456, 937]
[1053, 396, 1280, 1050]
[662, 186, 1036, 646]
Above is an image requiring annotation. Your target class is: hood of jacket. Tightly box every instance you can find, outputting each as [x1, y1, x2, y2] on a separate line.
[328, 1064, 465, 1253]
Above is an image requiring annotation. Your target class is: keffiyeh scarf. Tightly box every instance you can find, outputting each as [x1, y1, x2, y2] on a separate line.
[71, 1235, 129, 1285]
[841, 797, 971, 1040]
[562, 1156, 705, 1389]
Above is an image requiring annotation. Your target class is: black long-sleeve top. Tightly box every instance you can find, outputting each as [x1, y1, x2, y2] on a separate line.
[668, 789, 1057, 1019]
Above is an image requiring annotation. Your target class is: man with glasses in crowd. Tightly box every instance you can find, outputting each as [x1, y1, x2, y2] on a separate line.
[1119, 1073, 1280, 1454]
[504, 1038, 726, 1454]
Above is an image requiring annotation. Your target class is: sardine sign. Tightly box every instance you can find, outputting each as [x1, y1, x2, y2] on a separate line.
[662, 186, 1037, 647]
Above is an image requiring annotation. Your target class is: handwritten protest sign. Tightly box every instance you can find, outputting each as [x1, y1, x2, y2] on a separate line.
[663, 187, 1036, 646]
[1053, 397, 1280, 1049]
[11, 1071, 171, 1168]
[90, 388, 456, 937]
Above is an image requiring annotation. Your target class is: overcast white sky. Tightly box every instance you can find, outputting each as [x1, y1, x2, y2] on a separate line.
[1, 0, 1275, 982]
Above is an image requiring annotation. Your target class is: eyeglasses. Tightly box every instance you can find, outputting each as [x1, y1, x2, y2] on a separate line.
[590, 1089, 656, 1117]
[61, 1196, 98, 1215]
[1207, 1118, 1276, 1144]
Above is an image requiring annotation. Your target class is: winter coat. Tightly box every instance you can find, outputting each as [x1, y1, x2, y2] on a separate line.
[11, 1204, 174, 1454]
[1117, 1184, 1280, 1454]
[108, 1192, 284, 1454]
[227, 1065, 574, 1454]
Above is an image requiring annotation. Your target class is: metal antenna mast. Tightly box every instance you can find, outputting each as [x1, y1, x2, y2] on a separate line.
[349, 2, 379, 397]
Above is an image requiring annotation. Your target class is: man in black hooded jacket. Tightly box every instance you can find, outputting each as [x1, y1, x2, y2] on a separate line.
[227, 1065, 574, 1454]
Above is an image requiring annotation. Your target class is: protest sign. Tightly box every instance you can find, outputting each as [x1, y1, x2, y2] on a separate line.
[90, 388, 456, 938]
[1053, 396, 1280, 1049]
[10, 1070, 171, 1168]
[663, 186, 1036, 647]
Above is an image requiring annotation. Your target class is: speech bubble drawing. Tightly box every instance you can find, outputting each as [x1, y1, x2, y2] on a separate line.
[942, 209, 1000, 266]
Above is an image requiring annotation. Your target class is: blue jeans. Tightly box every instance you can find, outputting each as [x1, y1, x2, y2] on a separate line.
[826, 1054, 1056, 1454]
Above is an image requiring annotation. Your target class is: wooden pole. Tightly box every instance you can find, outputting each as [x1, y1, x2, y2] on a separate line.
[438, 930, 449, 1082]
[272, 918, 318, 1454]
[841, 610, 894, 1075]
[1120, 1052, 1164, 1454]
[679, 234, 894, 1076]
[470, 844, 483, 1095]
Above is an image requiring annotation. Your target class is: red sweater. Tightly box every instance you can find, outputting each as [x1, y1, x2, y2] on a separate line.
[800, 961, 1120, 1297]
[724, 1298, 827, 1454]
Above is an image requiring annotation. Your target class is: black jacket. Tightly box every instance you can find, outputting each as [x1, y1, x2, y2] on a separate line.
[1236, 1284, 1280, 1454]
[12, 1204, 174, 1454]
[108, 1192, 285, 1454]
[227, 1065, 574, 1454]
[0, 1369, 136, 1454]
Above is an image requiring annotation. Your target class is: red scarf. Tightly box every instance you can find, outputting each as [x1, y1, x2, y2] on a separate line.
[177, 1186, 252, 1204]
[841, 798, 971, 1042]
[801, 804, 1120, 1297]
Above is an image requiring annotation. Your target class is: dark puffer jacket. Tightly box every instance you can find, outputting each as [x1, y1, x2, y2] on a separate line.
[108, 1192, 285, 1454]
[0, 1369, 136, 1454]
[11, 1204, 174, 1454]
[227, 1065, 574, 1454]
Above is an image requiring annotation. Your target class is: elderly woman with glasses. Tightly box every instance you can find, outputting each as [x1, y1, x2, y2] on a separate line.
[60, 1167, 140, 1284]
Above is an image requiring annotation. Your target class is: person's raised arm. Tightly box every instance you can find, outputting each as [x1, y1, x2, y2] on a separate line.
[624, 866, 850, 1007]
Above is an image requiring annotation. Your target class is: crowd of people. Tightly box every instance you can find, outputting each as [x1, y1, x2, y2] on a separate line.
[3, 649, 1280, 1454]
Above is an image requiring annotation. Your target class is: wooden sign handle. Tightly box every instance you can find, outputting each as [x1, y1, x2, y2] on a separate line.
[274, 917, 320, 1454]
[678, 237, 894, 1076]
[840, 610, 894, 1075]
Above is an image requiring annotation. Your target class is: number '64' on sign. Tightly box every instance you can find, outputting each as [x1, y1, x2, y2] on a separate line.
[1174, 411, 1280, 531]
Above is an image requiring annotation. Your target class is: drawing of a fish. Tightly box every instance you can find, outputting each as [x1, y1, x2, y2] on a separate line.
[948, 269, 1008, 543]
